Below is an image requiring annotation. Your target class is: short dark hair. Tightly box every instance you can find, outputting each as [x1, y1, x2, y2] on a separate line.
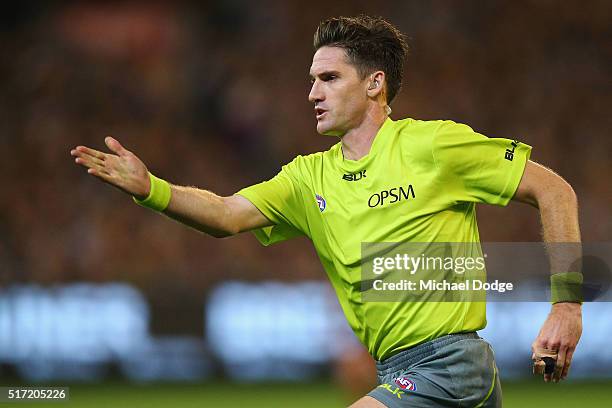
[313, 15, 409, 104]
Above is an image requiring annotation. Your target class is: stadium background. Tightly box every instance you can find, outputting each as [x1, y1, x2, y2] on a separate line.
[0, 1, 610, 407]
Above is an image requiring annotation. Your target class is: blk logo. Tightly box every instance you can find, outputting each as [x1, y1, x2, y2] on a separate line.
[342, 169, 366, 181]
[505, 140, 519, 161]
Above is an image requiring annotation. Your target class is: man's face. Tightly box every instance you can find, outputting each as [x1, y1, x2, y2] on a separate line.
[308, 46, 370, 136]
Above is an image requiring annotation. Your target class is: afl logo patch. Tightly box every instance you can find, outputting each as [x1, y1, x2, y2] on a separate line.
[315, 194, 326, 212]
[394, 377, 416, 391]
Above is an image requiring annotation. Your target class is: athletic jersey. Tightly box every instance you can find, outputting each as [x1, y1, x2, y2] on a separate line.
[236, 118, 531, 360]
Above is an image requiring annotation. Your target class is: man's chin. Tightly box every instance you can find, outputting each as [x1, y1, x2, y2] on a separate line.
[316, 122, 343, 137]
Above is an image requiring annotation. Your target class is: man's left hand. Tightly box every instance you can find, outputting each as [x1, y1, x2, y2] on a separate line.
[532, 302, 582, 383]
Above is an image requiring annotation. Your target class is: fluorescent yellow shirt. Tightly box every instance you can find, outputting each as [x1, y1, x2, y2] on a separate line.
[237, 118, 531, 360]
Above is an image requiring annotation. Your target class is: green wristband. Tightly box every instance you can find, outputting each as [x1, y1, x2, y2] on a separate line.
[132, 172, 172, 212]
[550, 272, 583, 304]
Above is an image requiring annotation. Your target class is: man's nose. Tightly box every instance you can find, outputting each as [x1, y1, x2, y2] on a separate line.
[308, 81, 323, 103]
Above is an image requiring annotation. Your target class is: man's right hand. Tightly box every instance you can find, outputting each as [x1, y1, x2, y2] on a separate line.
[71, 136, 151, 199]
[71, 136, 273, 237]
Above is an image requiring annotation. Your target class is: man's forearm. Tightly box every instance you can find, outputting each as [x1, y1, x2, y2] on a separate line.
[537, 178, 582, 277]
[538, 179, 580, 244]
[162, 185, 236, 238]
[515, 162, 582, 276]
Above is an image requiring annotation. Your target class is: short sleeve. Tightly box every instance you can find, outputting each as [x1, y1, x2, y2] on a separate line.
[432, 120, 532, 206]
[236, 158, 308, 246]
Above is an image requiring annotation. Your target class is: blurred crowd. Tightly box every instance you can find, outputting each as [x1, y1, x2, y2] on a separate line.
[0, 1, 609, 309]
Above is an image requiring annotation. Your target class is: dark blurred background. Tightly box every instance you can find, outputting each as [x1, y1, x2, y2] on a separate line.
[0, 1, 610, 406]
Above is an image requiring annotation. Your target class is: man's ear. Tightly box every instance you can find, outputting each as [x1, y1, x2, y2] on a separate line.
[366, 71, 386, 99]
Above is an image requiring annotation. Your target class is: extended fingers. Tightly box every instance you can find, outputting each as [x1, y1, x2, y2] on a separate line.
[72, 145, 107, 161]
[87, 167, 112, 178]
[73, 155, 105, 172]
[71, 149, 119, 187]
[74, 155, 105, 168]
[86, 167, 119, 187]
[71, 147, 108, 174]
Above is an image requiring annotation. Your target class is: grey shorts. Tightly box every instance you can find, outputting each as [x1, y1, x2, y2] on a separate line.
[368, 333, 501, 408]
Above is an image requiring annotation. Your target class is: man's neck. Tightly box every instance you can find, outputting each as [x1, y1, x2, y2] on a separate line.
[340, 110, 388, 161]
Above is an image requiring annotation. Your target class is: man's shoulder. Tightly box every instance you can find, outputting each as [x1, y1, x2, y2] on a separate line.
[278, 148, 334, 183]
[391, 117, 448, 155]
[285, 142, 340, 168]
[394, 117, 465, 135]
[393, 117, 478, 149]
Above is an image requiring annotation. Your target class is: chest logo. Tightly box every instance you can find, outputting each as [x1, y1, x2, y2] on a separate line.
[368, 184, 415, 208]
[342, 169, 366, 181]
[315, 194, 326, 212]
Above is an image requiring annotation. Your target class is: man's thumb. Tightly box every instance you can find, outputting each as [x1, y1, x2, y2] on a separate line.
[105, 136, 128, 156]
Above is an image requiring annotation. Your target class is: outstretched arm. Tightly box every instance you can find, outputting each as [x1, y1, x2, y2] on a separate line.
[513, 160, 582, 383]
[70, 136, 272, 238]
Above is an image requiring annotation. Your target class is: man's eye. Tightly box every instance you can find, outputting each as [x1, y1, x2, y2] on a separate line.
[309, 75, 337, 84]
